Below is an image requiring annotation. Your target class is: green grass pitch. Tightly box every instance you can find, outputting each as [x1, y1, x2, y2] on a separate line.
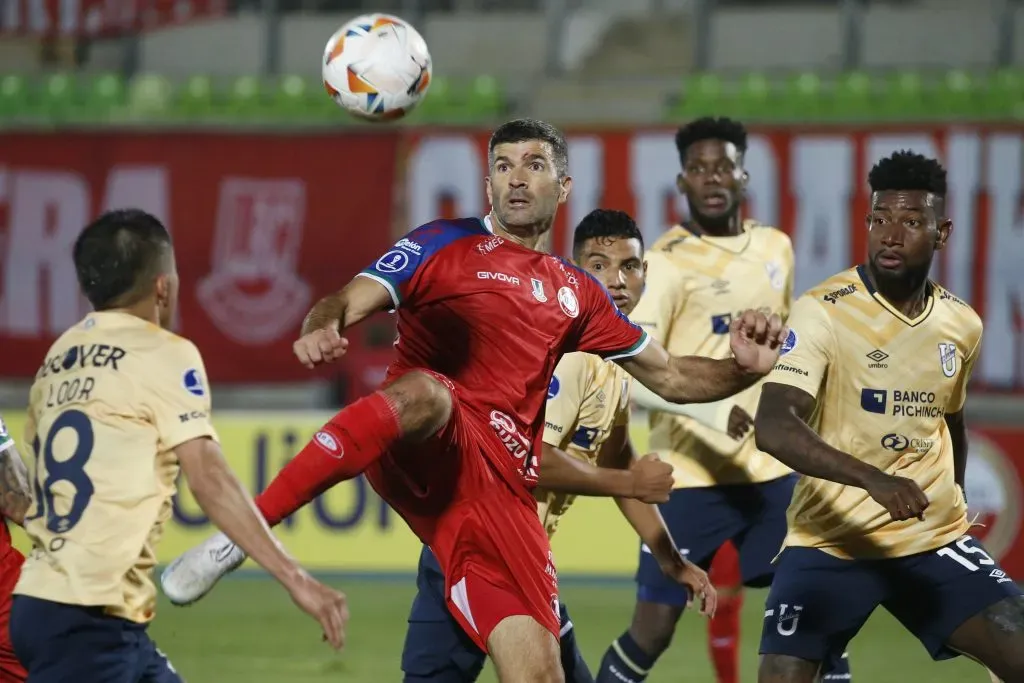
[149, 575, 993, 682]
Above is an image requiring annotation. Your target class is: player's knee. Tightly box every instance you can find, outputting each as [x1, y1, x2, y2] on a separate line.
[757, 654, 819, 683]
[629, 602, 683, 657]
[488, 616, 564, 683]
[387, 371, 453, 439]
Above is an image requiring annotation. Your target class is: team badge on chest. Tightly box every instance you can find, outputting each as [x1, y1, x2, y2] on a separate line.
[764, 260, 786, 291]
[938, 342, 958, 378]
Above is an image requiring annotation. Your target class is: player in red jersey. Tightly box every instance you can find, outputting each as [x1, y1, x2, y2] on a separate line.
[163, 119, 787, 683]
[0, 413, 31, 683]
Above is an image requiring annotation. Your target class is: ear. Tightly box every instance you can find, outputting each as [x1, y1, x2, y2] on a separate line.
[935, 219, 953, 251]
[485, 175, 493, 207]
[558, 175, 573, 204]
[676, 172, 687, 195]
[154, 273, 170, 307]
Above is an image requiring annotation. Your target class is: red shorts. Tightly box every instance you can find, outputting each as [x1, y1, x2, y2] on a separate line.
[365, 371, 559, 653]
[0, 550, 26, 683]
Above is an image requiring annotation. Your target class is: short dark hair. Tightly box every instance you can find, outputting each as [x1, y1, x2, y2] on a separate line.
[572, 209, 644, 259]
[488, 118, 569, 177]
[74, 209, 172, 310]
[868, 150, 947, 197]
[674, 117, 748, 164]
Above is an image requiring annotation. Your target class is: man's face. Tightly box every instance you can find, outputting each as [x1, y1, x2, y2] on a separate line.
[486, 139, 570, 228]
[677, 138, 746, 222]
[575, 236, 646, 316]
[866, 189, 950, 285]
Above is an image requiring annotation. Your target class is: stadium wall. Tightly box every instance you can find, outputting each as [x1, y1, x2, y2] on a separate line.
[6, 410, 1024, 579]
[0, 126, 1021, 388]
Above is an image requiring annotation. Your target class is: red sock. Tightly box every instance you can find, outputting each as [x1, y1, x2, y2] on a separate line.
[708, 590, 742, 683]
[708, 543, 743, 683]
[255, 391, 402, 526]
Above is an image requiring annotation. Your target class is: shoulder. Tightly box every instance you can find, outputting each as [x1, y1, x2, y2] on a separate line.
[933, 283, 983, 342]
[650, 225, 695, 255]
[746, 219, 793, 254]
[397, 218, 491, 255]
[803, 268, 864, 308]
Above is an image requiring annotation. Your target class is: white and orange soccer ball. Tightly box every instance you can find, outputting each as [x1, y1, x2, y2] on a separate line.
[322, 13, 432, 121]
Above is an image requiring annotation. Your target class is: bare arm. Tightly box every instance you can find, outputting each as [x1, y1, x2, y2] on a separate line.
[175, 437, 307, 587]
[945, 410, 968, 492]
[301, 276, 394, 336]
[537, 441, 636, 498]
[604, 437, 681, 569]
[0, 444, 31, 526]
[630, 380, 731, 432]
[754, 383, 882, 487]
[619, 341, 761, 405]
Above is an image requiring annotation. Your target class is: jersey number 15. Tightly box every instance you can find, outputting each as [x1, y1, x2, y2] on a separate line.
[25, 409, 96, 535]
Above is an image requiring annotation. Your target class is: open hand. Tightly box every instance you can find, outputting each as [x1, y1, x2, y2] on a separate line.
[865, 471, 930, 521]
[729, 310, 787, 376]
[293, 325, 349, 369]
[726, 405, 755, 440]
[286, 571, 350, 650]
[630, 453, 674, 503]
[662, 556, 717, 617]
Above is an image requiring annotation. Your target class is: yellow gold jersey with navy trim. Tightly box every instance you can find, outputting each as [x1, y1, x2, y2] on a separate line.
[15, 311, 217, 623]
[769, 266, 980, 559]
[537, 352, 631, 538]
[630, 220, 794, 487]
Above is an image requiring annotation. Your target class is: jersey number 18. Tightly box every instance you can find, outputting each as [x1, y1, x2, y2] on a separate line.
[25, 409, 96, 535]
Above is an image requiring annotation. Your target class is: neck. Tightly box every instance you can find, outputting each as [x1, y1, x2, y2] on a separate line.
[109, 302, 160, 326]
[687, 211, 742, 237]
[489, 211, 553, 253]
[863, 264, 931, 317]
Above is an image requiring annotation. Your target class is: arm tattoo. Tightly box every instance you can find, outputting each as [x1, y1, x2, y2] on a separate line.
[0, 446, 32, 525]
[754, 383, 881, 488]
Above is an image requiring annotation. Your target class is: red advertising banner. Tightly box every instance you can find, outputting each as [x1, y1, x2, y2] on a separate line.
[0, 131, 399, 381]
[0, 126, 1022, 387]
[0, 0, 226, 37]
[966, 427, 1024, 577]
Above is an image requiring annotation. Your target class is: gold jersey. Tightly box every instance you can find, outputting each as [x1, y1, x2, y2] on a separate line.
[630, 220, 794, 487]
[770, 266, 980, 559]
[16, 311, 218, 623]
[537, 352, 631, 538]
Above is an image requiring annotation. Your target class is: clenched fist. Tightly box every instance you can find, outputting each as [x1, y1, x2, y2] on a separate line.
[294, 325, 350, 369]
[630, 453, 674, 503]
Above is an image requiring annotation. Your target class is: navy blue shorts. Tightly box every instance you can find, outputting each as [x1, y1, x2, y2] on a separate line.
[402, 545, 586, 682]
[636, 474, 796, 606]
[10, 595, 181, 683]
[759, 534, 1024, 663]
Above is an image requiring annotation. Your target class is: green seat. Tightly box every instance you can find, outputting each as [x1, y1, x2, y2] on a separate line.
[832, 71, 874, 121]
[0, 73, 32, 120]
[980, 69, 1024, 119]
[932, 69, 981, 120]
[669, 74, 725, 120]
[732, 72, 773, 120]
[38, 73, 78, 121]
[81, 72, 127, 121]
[465, 75, 504, 117]
[782, 72, 825, 121]
[268, 74, 315, 118]
[225, 75, 264, 118]
[880, 71, 927, 120]
[127, 73, 173, 120]
[174, 74, 215, 118]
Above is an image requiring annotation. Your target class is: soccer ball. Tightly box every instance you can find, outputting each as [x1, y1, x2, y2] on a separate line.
[322, 13, 432, 121]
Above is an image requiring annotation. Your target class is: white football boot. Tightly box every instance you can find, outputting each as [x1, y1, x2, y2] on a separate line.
[160, 531, 247, 605]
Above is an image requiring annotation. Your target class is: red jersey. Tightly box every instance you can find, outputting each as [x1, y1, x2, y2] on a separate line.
[358, 217, 648, 497]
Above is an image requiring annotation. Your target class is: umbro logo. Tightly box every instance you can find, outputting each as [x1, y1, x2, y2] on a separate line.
[866, 349, 889, 369]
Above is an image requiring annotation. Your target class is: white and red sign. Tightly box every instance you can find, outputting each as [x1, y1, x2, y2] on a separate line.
[0, 0, 225, 36]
